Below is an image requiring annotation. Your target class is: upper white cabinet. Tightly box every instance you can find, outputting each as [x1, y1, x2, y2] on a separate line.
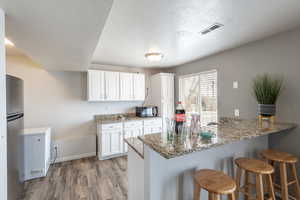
[150, 73, 175, 132]
[87, 70, 105, 101]
[105, 71, 120, 100]
[133, 73, 145, 101]
[120, 72, 134, 101]
[87, 70, 145, 101]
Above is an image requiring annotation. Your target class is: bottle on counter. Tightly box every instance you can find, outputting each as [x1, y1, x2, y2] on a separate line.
[175, 101, 186, 135]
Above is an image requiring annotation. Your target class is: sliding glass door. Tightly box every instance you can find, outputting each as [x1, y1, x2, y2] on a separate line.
[179, 70, 218, 126]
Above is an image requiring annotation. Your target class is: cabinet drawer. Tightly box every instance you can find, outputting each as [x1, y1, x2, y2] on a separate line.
[124, 121, 143, 129]
[101, 123, 123, 131]
[144, 118, 162, 127]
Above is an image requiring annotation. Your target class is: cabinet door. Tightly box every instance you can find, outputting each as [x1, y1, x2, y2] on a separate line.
[133, 73, 145, 101]
[123, 127, 143, 152]
[123, 129, 132, 152]
[101, 132, 111, 157]
[161, 75, 174, 132]
[87, 70, 105, 101]
[105, 71, 120, 100]
[120, 72, 133, 101]
[110, 130, 123, 155]
[133, 127, 143, 137]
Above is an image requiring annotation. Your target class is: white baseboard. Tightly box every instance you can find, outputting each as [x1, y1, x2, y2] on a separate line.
[51, 152, 96, 163]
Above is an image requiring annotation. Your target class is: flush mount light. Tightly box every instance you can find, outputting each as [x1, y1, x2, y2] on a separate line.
[5, 38, 15, 46]
[145, 52, 164, 62]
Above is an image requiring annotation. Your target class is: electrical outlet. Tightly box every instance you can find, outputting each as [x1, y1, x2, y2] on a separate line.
[234, 109, 240, 117]
[233, 81, 238, 89]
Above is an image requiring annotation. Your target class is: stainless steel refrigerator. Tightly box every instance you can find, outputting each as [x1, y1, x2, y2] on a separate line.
[6, 75, 24, 200]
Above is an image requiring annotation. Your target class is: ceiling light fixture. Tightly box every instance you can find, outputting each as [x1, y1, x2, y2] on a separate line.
[5, 38, 15, 46]
[145, 52, 164, 62]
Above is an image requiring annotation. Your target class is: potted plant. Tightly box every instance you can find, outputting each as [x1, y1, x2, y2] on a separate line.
[252, 74, 283, 117]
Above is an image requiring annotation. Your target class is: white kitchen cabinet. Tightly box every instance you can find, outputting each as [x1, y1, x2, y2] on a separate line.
[120, 72, 134, 101]
[133, 73, 145, 101]
[105, 71, 120, 100]
[143, 118, 163, 135]
[88, 70, 145, 102]
[97, 118, 162, 160]
[98, 123, 123, 160]
[123, 121, 143, 152]
[150, 73, 175, 133]
[87, 70, 105, 101]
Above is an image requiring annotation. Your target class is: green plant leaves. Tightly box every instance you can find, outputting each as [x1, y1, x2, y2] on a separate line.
[252, 74, 283, 104]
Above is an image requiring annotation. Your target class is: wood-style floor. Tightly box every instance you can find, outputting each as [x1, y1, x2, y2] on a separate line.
[22, 156, 128, 200]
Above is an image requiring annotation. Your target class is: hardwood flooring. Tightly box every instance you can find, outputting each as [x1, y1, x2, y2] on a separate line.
[22, 156, 128, 200]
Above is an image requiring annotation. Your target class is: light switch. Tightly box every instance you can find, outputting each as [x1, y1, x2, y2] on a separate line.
[234, 109, 240, 117]
[233, 81, 238, 89]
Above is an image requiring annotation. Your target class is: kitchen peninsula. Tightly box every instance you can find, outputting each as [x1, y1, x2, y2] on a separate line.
[125, 118, 296, 200]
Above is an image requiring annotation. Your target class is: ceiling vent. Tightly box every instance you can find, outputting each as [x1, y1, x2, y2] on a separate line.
[200, 23, 224, 35]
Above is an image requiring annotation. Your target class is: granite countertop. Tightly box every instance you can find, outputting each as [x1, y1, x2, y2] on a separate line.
[95, 113, 161, 124]
[124, 137, 144, 159]
[138, 118, 297, 159]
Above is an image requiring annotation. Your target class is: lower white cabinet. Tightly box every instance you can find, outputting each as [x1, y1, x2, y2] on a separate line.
[123, 121, 143, 152]
[143, 119, 163, 135]
[97, 118, 162, 160]
[98, 123, 123, 159]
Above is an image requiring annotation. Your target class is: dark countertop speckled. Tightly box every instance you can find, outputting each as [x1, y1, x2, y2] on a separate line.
[138, 118, 297, 159]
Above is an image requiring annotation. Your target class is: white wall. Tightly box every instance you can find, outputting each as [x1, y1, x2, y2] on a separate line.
[6, 56, 161, 161]
[169, 27, 300, 170]
[0, 8, 7, 200]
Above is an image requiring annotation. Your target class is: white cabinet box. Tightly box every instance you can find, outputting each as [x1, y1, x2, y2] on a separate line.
[150, 73, 175, 133]
[98, 123, 123, 159]
[87, 70, 145, 102]
[143, 118, 163, 135]
[97, 118, 162, 160]
[22, 127, 51, 181]
[120, 72, 134, 101]
[123, 121, 143, 152]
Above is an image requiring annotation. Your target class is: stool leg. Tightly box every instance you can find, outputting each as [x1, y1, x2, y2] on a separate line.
[228, 193, 235, 200]
[208, 192, 213, 200]
[244, 171, 250, 200]
[267, 174, 276, 200]
[214, 194, 220, 200]
[280, 163, 289, 200]
[255, 174, 264, 200]
[270, 161, 275, 184]
[291, 163, 300, 199]
[235, 167, 242, 200]
[194, 181, 201, 200]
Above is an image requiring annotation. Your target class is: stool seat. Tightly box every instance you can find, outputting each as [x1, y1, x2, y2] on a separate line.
[194, 169, 236, 195]
[261, 149, 298, 163]
[235, 158, 274, 174]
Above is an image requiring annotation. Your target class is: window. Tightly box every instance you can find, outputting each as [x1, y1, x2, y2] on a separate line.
[179, 70, 217, 126]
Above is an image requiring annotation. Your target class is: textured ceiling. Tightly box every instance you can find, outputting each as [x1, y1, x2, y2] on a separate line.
[92, 0, 300, 68]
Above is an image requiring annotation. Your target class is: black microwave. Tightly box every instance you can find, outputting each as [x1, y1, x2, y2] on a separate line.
[136, 106, 158, 117]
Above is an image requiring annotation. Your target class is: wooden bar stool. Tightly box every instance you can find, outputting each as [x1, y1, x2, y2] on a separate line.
[194, 169, 236, 200]
[261, 149, 300, 200]
[235, 158, 276, 200]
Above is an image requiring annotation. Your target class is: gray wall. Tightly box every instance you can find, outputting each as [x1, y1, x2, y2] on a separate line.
[169, 28, 300, 167]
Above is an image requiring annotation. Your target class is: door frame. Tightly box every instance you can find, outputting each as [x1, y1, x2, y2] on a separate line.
[0, 8, 7, 200]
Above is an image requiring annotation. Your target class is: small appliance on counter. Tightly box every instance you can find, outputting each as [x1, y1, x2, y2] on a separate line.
[136, 106, 158, 117]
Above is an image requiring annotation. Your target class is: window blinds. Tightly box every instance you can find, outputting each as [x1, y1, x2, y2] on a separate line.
[179, 70, 217, 126]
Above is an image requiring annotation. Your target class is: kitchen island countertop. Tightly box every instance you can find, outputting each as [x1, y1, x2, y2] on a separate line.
[138, 118, 297, 159]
